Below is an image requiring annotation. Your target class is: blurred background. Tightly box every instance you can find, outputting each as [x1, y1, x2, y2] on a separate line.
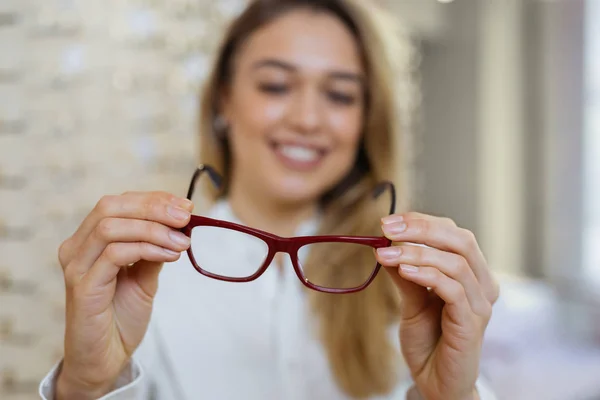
[0, 0, 598, 399]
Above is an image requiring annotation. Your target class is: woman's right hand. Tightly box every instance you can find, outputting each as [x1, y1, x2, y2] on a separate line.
[54, 191, 193, 399]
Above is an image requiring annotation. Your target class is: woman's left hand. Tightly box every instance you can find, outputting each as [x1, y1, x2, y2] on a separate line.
[374, 212, 499, 400]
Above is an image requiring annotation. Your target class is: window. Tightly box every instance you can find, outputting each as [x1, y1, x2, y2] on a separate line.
[584, 0, 600, 286]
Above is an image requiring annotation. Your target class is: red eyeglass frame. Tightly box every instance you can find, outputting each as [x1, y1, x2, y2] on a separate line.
[181, 164, 397, 294]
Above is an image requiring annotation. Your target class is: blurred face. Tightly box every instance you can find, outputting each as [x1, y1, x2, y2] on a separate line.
[222, 9, 365, 206]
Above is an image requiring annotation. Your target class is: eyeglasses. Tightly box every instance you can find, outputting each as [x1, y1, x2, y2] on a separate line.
[181, 164, 397, 294]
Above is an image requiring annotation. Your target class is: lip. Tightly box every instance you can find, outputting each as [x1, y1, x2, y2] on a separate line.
[268, 139, 330, 172]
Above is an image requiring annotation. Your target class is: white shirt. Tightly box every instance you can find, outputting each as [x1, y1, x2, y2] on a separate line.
[39, 201, 496, 400]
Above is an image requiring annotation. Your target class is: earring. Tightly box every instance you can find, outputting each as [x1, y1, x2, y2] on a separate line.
[213, 115, 229, 138]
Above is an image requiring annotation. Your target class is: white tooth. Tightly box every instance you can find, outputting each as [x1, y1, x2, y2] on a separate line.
[279, 145, 319, 162]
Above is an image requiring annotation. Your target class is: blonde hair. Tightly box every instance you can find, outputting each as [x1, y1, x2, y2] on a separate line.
[198, 0, 411, 397]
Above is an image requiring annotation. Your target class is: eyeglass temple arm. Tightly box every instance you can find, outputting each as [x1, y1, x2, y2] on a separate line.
[186, 166, 395, 214]
[185, 164, 223, 200]
[372, 181, 397, 216]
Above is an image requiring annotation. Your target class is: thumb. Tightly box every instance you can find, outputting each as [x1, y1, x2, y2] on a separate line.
[129, 260, 166, 299]
[384, 266, 429, 320]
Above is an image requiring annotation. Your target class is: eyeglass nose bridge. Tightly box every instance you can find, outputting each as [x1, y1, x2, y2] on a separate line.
[269, 236, 301, 256]
[265, 237, 305, 275]
[266, 238, 310, 284]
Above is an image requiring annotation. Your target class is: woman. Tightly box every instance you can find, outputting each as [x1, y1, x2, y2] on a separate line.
[40, 0, 499, 399]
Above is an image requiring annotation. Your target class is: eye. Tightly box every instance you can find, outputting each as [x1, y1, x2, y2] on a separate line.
[327, 91, 357, 106]
[258, 83, 289, 95]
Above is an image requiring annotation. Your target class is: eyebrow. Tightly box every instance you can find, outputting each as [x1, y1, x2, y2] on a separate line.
[251, 58, 364, 84]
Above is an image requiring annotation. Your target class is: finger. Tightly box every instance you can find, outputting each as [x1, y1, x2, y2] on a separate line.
[396, 265, 474, 326]
[60, 192, 193, 268]
[126, 260, 165, 301]
[376, 245, 490, 317]
[66, 214, 191, 281]
[82, 242, 181, 289]
[381, 218, 496, 303]
[383, 267, 429, 321]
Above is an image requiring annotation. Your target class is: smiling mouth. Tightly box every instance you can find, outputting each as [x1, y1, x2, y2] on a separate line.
[269, 140, 329, 171]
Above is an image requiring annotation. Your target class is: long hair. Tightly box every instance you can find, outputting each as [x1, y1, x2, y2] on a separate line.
[198, 0, 411, 397]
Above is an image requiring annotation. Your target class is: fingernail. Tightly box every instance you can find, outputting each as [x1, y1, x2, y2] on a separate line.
[167, 206, 190, 220]
[169, 230, 191, 247]
[173, 197, 193, 210]
[382, 222, 407, 236]
[182, 198, 194, 210]
[399, 264, 419, 274]
[162, 248, 179, 256]
[377, 247, 402, 258]
[382, 215, 403, 225]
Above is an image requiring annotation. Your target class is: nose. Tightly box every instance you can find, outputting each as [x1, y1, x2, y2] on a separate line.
[288, 86, 322, 135]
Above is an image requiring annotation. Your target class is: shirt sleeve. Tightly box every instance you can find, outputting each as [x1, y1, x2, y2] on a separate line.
[474, 375, 498, 400]
[389, 376, 497, 400]
[38, 320, 168, 400]
[38, 359, 145, 400]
